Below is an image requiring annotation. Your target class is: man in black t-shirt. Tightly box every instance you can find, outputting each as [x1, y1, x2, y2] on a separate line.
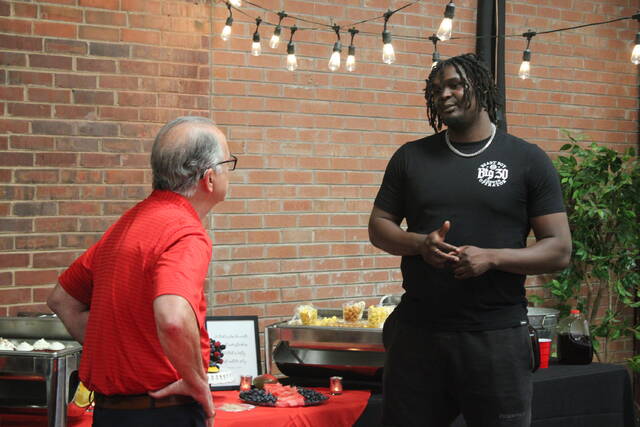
[369, 54, 572, 426]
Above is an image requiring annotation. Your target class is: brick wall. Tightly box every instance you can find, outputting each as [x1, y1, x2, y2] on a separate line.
[0, 0, 637, 362]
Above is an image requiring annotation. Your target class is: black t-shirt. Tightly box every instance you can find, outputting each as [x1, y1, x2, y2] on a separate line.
[374, 129, 565, 331]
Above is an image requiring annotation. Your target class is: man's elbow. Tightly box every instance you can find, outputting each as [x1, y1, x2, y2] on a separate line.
[554, 241, 572, 271]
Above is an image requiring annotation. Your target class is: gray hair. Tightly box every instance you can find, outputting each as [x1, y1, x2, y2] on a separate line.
[151, 116, 224, 198]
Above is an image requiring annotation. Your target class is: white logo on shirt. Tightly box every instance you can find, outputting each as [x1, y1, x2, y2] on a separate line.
[477, 161, 508, 187]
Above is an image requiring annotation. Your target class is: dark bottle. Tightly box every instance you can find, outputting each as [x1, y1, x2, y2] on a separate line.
[557, 309, 593, 364]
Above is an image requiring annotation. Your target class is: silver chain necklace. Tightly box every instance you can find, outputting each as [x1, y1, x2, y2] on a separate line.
[445, 123, 497, 158]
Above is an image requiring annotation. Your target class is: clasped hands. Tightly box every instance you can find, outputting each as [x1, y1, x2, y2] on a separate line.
[420, 221, 492, 280]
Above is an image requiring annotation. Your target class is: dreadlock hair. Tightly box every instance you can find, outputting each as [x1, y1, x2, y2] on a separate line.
[424, 53, 502, 133]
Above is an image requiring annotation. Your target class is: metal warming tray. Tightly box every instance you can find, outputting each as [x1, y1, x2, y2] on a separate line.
[0, 315, 82, 427]
[265, 308, 386, 381]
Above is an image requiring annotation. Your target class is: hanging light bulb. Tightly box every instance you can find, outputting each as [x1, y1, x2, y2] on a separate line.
[382, 32, 395, 64]
[346, 45, 356, 72]
[221, 4, 233, 41]
[328, 25, 341, 72]
[632, 32, 640, 64]
[437, 1, 455, 41]
[286, 25, 298, 71]
[428, 34, 440, 70]
[228, 0, 241, 7]
[270, 11, 287, 49]
[328, 46, 341, 71]
[287, 43, 297, 71]
[518, 31, 535, 80]
[382, 10, 396, 64]
[518, 49, 531, 79]
[251, 17, 262, 56]
[346, 27, 358, 72]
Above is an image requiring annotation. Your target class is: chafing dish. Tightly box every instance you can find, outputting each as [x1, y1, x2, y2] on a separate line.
[265, 309, 385, 381]
[0, 315, 81, 427]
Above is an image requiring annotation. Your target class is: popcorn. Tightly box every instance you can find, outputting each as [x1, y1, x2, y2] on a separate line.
[367, 305, 394, 328]
[296, 304, 318, 325]
[342, 301, 365, 323]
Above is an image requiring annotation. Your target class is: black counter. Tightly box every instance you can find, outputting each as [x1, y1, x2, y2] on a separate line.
[287, 362, 636, 427]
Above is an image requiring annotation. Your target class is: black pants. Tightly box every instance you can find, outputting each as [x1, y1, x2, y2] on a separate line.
[92, 402, 206, 427]
[382, 311, 533, 427]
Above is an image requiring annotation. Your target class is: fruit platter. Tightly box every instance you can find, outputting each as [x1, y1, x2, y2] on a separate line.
[239, 375, 329, 408]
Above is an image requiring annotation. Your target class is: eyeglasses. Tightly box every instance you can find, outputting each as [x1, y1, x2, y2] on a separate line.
[200, 154, 237, 179]
[215, 154, 237, 171]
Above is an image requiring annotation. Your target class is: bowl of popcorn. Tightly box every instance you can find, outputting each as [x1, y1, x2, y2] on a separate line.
[296, 304, 318, 326]
[367, 305, 395, 328]
[342, 301, 365, 323]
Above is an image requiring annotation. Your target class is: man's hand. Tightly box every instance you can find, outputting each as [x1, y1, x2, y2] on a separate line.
[149, 378, 215, 426]
[451, 245, 494, 279]
[419, 221, 460, 268]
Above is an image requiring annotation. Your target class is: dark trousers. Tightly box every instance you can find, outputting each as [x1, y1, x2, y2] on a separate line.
[382, 311, 533, 427]
[92, 402, 206, 427]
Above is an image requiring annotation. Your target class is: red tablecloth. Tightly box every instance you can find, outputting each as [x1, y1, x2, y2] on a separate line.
[0, 388, 371, 427]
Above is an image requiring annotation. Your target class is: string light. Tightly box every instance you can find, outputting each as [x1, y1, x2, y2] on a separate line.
[219, 0, 638, 76]
[221, 3, 233, 41]
[270, 11, 287, 49]
[328, 25, 342, 71]
[437, 1, 455, 41]
[382, 10, 396, 64]
[251, 17, 262, 56]
[346, 28, 359, 72]
[519, 30, 535, 80]
[632, 32, 640, 64]
[428, 34, 440, 69]
[286, 25, 298, 71]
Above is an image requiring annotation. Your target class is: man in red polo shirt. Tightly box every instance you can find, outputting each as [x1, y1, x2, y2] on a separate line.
[47, 116, 236, 427]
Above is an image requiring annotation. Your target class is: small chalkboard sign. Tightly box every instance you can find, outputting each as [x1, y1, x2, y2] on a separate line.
[205, 316, 261, 390]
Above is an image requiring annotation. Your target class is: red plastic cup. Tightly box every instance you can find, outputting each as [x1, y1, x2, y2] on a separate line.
[538, 338, 552, 369]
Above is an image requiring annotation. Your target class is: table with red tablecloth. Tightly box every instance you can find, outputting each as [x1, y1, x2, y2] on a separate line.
[0, 388, 371, 427]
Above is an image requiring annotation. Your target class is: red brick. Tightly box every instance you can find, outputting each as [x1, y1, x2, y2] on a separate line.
[32, 120, 72, 135]
[14, 3, 37, 18]
[39, 5, 82, 22]
[79, 0, 119, 10]
[32, 251, 78, 268]
[0, 218, 32, 233]
[0, 288, 32, 305]
[29, 54, 73, 70]
[0, 272, 12, 287]
[0, 253, 30, 268]
[79, 25, 120, 42]
[35, 217, 77, 232]
[15, 169, 58, 183]
[33, 21, 76, 38]
[0, 152, 33, 167]
[28, 88, 70, 103]
[85, 10, 126, 26]
[8, 70, 53, 86]
[15, 235, 59, 250]
[0, 17, 31, 34]
[45, 39, 87, 54]
[10, 135, 54, 150]
[0, 86, 24, 101]
[0, 51, 26, 66]
[8, 102, 51, 118]
[0, 34, 41, 50]
[77, 58, 116, 73]
[55, 105, 96, 119]
[55, 73, 97, 89]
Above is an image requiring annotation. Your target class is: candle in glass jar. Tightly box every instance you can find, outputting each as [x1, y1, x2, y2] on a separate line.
[329, 376, 343, 395]
[239, 375, 253, 391]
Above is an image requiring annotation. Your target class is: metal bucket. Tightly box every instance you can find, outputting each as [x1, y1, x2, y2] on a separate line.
[527, 307, 559, 339]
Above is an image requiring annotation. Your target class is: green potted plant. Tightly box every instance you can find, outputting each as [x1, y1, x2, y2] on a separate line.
[544, 131, 639, 367]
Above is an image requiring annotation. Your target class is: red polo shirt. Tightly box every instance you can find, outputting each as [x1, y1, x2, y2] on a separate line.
[58, 190, 212, 395]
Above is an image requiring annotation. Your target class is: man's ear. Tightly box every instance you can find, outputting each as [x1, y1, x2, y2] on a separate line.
[202, 168, 215, 192]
